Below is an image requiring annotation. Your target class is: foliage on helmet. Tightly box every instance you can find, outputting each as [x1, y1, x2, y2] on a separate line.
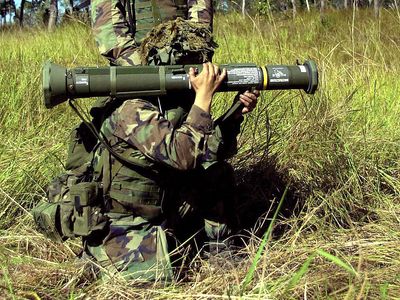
[139, 17, 218, 65]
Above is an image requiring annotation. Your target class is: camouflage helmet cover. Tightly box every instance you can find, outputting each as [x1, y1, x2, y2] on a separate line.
[139, 17, 218, 66]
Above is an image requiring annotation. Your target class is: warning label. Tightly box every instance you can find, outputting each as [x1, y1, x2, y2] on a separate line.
[270, 78, 290, 83]
[76, 74, 89, 86]
[227, 67, 261, 87]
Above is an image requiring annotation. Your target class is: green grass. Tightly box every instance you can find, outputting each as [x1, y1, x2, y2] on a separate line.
[1, 9, 400, 299]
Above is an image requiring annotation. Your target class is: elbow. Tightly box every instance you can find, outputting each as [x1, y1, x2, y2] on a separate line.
[171, 143, 202, 171]
[173, 154, 198, 171]
[164, 136, 202, 171]
[153, 144, 199, 171]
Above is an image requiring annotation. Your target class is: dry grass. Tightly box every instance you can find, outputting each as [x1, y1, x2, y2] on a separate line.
[1, 9, 400, 299]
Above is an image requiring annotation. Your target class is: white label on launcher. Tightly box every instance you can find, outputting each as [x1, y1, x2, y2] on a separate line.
[299, 65, 307, 73]
[270, 78, 289, 82]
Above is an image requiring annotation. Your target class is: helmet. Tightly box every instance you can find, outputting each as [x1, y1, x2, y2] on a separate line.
[139, 17, 218, 66]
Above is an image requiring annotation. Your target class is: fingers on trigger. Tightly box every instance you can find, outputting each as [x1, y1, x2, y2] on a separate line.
[203, 63, 209, 74]
[240, 94, 251, 104]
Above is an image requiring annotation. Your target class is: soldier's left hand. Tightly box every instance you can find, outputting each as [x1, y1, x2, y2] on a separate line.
[239, 90, 260, 114]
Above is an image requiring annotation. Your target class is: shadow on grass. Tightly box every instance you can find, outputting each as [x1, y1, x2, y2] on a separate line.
[233, 156, 306, 240]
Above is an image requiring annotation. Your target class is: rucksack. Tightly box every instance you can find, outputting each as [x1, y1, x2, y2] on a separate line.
[32, 96, 168, 241]
[32, 98, 115, 241]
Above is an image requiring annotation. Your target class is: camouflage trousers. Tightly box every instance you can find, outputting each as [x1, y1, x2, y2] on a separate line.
[84, 162, 236, 281]
[85, 214, 172, 281]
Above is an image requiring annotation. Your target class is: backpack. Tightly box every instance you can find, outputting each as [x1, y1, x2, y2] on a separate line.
[32, 96, 170, 241]
[32, 98, 115, 241]
[32, 95, 199, 241]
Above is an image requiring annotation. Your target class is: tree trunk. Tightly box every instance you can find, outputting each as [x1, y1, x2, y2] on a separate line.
[241, 0, 245, 16]
[320, 0, 325, 14]
[48, 0, 58, 31]
[374, 0, 379, 17]
[19, 0, 25, 26]
[292, 0, 296, 17]
[10, 1, 16, 22]
[305, 0, 310, 11]
[344, 0, 348, 9]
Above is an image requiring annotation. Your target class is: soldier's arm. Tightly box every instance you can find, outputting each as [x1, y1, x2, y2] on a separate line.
[91, 0, 141, 66]
[205, 90, 260, 161]
[107, 91, 259, 170]
[108, 99, 217, 170]
[187, 0, 213, 28]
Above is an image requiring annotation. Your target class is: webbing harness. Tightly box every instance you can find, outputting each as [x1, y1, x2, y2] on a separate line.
[125, 0, 188, 41]
[69, 99, 162, 221]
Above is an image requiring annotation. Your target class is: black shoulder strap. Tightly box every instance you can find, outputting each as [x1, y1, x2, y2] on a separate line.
[126, 0, 136, 35]
[70, 99, 159, 183]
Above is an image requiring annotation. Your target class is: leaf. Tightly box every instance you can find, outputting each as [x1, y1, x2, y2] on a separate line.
[241, 185, 288, 291]
[379, 282, 389, 300]
[316, 249, 358, 276]
[285, 253, 317, 292]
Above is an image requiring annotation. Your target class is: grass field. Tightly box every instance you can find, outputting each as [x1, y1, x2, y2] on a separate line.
[1, 9, 400, 299]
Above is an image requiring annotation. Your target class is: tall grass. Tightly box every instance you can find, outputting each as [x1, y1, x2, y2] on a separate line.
[0, 9, 399, 299]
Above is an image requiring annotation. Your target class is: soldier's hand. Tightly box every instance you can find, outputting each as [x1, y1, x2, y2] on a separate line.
[189, 63, 227, 113]
[238, 90, 259, 115]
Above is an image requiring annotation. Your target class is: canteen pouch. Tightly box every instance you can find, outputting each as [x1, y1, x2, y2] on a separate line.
[32, 201, 65, 241]
[60, 198, 75, 238]
[70, 182, 102, 236]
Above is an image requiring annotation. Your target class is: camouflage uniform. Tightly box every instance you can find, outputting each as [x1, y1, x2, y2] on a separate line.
[91, 0, 213, 66]
[86, 2, 242, 281]
[84, 95, 242, 280]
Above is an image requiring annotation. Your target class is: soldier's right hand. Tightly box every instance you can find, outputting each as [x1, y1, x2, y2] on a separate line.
[189, 63, 227, 113]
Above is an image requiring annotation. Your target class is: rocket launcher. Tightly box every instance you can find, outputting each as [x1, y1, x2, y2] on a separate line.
[43, 60, 318, 109]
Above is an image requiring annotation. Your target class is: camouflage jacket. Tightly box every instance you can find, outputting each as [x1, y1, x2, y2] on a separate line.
[95, 96, 241, 213]
[101, 99, 240, 171]
[91, 0, 213, 66]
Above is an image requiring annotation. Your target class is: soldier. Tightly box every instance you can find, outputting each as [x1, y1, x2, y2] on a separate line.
[79, 18, 259, 281]
[90, 0, 214, 66]
[29, 2, 258, 283]
[40, 0, 259, 280]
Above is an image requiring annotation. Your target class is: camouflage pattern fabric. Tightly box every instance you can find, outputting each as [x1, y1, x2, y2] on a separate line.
[84, 166, 237, 281]
[139, 17, 218, 65]
[103, 99, 215, 170]
[187, 0, 213, 24]
[31, 201, 63, 242]
[84, 97, 242, 280]
[87, 0, 244, 280]
[90, 0, 213, 66]
[86, 215, 173, 281]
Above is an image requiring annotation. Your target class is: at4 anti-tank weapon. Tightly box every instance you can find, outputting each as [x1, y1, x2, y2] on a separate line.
[43, 60, 318, 109]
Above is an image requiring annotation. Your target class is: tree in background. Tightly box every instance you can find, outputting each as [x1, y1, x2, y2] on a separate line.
[0, 0, 390, 29]
[0, 0, 16, 25]
[0, 0, 92, 28]
[18, 0, 26, 26]
[292, 0, 297, 17]
[216, 0, 388, 16]
[374, 0, 380, 17]
[47, 0, 57, 30]
[62, 0, 91, 25]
